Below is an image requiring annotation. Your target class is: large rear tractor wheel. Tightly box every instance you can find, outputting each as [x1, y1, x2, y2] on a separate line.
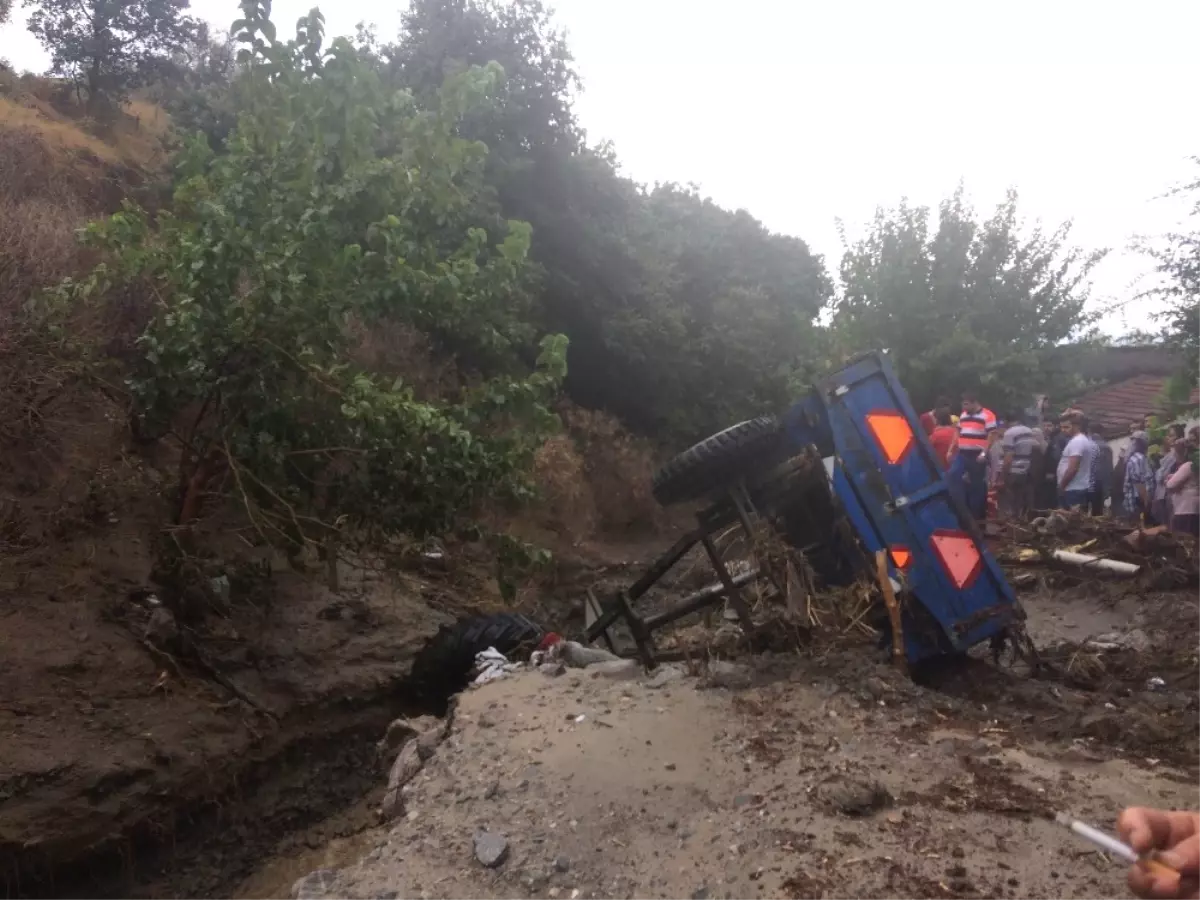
[651, 416, 785, 506]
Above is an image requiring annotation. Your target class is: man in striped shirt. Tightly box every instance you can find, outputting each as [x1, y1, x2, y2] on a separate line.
[949, 391, 997, 521]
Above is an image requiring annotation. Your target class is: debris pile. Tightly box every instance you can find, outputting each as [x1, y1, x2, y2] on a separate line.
[992, 512, 1198, 588]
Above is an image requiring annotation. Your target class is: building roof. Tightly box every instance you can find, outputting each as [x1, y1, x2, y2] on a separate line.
[1072, 375, 1200, 438]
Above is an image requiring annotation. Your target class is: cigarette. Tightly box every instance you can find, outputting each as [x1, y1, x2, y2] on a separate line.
[1056, 813, 1138, 862]
[1055, 813, 1179, 878]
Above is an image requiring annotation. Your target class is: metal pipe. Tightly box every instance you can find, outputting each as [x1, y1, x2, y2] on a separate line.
[627, 528, 702, 601]
[701, 533, 757, 629]
[1052, 550, 1140, 576]
[641, 568, 761, 632]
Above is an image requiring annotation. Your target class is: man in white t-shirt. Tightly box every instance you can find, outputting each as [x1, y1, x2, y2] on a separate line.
[1056, 412, 1094, 511]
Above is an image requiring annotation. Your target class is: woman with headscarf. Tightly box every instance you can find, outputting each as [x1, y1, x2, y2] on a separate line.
[1166, 426, 1200, 537]
[1123, 433, 1154, 524]
[1154, 424, 1187, 525]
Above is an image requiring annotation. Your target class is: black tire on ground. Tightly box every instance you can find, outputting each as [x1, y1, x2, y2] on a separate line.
[651, 416, 785, 506]
[407, 612, 546, 707]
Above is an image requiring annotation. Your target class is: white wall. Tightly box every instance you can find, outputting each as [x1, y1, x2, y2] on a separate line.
[1108, 417, 1200, 457]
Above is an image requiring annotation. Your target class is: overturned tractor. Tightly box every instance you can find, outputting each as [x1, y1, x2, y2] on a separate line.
[580, 351, 1039, 672]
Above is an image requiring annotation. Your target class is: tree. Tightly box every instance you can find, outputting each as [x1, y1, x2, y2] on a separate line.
[158, 23, 240, 150]
[593, 184, 831, 437]
[1, 0, 14, 25]
[52, 0, 568, 593]
[24, 0, 201, 115]
[385, 0, 831, 441]
[833, 188, 1105, 414]
[1139, 158, 1199, 410]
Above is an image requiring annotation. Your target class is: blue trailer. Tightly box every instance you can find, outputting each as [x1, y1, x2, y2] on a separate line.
[583, 350, 1036, 670]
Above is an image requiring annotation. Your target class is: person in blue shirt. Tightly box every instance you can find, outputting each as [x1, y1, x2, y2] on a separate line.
[1123, 433, 1154, 524]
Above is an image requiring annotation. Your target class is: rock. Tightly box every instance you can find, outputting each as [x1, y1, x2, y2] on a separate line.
[559, 640, 622, 668]
[588, 659, 642, 680]
[733, 793, 756, 808]
[1090, 629, 1151, 653]
[387, 742, 423, 791]
[484, 781, 500, 800]
[691, 886, 710, 900]
[209, 574, 231, 603]
[416, 727, 444, 761]
[703, 660, 752, 690]
[645, 665, 685, 689]
[144, 608, 179, 646]
[381, 714, 442, 753]
[291, 868, 339, 899]
[474, 830, 509, 868]
[380, 787, 404, 821]
[554, 855, 571, 873]
[817, 778, 893, 816]
[1122, 629, 1151, 652]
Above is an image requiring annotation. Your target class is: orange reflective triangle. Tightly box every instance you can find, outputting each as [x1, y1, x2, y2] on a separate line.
[889, 547, 912, 569]
[866, 411, 914, 465]
[930, 530, 983, 590]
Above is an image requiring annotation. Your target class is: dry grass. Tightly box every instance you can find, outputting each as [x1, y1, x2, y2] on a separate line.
[530, 434, 598, 537]
[0, 77, 168, 520]
[0, 95, 123, 165]
[0, 193, 88, 322]
[0, 81, 171, 174]
[560, 404, 665, 534]
[347, 318, 462, 402]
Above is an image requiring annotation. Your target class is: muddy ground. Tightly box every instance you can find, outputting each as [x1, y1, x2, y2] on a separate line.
[2, 450, 1197, 900]
[281, 567, 1198, 900]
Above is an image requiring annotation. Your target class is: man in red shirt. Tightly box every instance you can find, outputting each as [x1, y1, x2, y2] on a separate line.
[928, 409, 957, 467]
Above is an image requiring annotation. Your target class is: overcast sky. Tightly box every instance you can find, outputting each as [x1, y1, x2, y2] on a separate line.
[4, 0, 1198, 334]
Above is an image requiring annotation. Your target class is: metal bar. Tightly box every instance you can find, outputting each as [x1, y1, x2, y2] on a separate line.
[585, 588, 618, 654]
[701, 532, 756, 631]
[730, 481, 758, 537]
[733, 480, 788, 601]
[642, 568, 761, 631]
[583, 596, 626, 644]
[627, 528, 703, 601]
[618, 591, 656, 668]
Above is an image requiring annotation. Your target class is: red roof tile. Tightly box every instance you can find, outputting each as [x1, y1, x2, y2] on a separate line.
[1071, 376, 1200, 438]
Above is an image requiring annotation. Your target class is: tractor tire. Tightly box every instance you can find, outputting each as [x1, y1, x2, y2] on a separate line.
[408, 612, 546, 708]
[651, 416, 785, 506]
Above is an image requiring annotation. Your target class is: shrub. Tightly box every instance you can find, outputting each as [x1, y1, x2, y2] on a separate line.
[48, 0, 569, 574]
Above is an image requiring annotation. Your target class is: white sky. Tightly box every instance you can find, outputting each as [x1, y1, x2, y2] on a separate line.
[5, 0, 1198, 334]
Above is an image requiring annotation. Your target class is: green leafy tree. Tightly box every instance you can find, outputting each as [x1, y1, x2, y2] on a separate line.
[833, 188, 1105, 414]
[385, 0, 831, 441]
[52, 0, 568, 586]
[157, 23, 240, 150]
[24, 0, 201, 115]
[1139, 158, 1199, 411]
[596, 184, 831, 437]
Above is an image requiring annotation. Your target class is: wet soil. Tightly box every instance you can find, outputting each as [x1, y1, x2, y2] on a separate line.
[278, 550, 1198, 900]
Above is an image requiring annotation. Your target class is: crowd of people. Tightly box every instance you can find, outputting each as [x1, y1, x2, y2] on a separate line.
[919, 394, 1200, 536]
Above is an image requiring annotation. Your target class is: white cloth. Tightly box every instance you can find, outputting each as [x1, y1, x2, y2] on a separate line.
[472, 647, 522, 684]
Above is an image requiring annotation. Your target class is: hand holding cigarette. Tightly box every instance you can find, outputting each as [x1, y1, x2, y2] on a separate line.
[1118, 808, 1200, 899]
